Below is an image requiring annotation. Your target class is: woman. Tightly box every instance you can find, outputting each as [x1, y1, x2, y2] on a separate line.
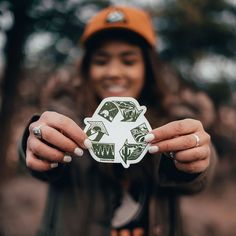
[19, 5, 217, 236]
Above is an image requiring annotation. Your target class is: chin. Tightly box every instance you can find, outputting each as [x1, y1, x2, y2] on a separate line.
[102, 91, 132, 98]
[97, 87, 140, 99]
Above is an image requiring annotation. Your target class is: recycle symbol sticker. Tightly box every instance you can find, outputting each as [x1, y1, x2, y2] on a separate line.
[84, 97, 152, 168]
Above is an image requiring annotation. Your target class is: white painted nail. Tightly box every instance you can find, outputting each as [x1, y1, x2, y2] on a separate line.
[84, 139, 92, 149]
[144, 133, 155, 142]
[51, 163, 58, 168]
[74, 147, 84, 157]
[63, 155, 72, 163]
[148, 146, 159, 154]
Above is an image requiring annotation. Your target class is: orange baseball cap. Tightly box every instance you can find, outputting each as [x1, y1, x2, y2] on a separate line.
[81, 5, 156, 48]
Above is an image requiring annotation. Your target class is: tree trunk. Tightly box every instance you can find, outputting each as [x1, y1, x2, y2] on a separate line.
[0, 0, 31, 183]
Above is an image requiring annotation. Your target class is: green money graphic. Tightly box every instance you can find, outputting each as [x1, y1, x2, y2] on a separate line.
[131, 123, 149, 143]
[114, 101, 143, 122]
[98, 102, 119, 122]
[86, 121, 109, 142]
[119, 140, 146, 164]
[92, 143, 115, 160]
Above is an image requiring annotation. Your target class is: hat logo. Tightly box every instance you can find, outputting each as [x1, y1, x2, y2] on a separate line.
[106, 10, 126, 23]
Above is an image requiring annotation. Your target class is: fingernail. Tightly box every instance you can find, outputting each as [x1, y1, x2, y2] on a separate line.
[74, 147, 84, 157]
[51, 163, 58, 168]
[63, 155, 72, 163]
[148, 146, 159, 154]
[144, 133, 155, 142]
[84, 139, 92, 149]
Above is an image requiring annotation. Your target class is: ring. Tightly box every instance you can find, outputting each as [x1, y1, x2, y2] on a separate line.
[193, 134, 200, 147]
[169, 151, 176, 160]
[32, 125, 43, 139]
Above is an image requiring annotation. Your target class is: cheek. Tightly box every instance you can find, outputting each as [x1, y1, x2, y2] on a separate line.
[132, 65, 145, 87]
[89, 66, 102, 81]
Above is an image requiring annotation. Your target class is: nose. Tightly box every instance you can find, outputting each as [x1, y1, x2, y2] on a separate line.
[105, 60, 122, 79]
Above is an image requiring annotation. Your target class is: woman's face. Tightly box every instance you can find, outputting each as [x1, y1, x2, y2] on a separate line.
[89, 40, 145, 99]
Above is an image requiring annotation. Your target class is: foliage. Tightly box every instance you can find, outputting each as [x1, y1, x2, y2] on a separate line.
[0, 0, 236, 177]
[24, 0, 111, 70]
[142, 0, 236, 102]
[151, 0, 236, 61]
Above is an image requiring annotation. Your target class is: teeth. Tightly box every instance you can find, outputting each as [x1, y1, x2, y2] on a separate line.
[106, 85, 126, 93]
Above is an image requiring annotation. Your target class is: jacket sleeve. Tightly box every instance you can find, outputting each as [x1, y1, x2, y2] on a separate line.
[18, 115, 68, 183]
[155, 145, 218, 194]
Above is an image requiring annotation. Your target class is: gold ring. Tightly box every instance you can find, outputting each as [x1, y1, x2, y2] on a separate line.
[193, 134, 200, 147]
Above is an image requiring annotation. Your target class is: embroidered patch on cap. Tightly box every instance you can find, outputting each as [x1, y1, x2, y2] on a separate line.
[106, 10, 126, 23]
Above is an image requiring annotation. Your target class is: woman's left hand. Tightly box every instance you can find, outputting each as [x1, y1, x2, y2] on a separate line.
[144, 118, 211, 174]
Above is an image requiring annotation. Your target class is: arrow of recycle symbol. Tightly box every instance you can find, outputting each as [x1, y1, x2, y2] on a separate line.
[84, 97, 152, 168]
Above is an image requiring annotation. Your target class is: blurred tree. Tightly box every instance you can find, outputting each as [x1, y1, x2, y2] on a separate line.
[148, 0, 236, 106]
[0, 0, 110, 181]
[153, 0, 236, 61]
[25, 0, 110, 71]
[0, 0, 32, 182]
[1, 0, 236, 180]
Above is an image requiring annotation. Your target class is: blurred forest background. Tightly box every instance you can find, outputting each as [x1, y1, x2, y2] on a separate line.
[0, 0, 236, 235]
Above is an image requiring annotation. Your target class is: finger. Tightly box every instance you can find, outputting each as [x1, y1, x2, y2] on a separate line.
[174, 158, 210, 174]
[28, 136, 72, 163]
[175, 146, 211, 163]
[35, 111, 91, 149]
[133, 228, 145, 236]
[119, 230, 131, 236]
[145, 119, 203, 143]
[149, 132, 209, 153]
[111, 230, 118, 236]
[26, 149, 58, 172]
[30, 124, 84, 155]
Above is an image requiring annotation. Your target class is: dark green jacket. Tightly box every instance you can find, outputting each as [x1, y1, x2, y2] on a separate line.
[19, 116, 217, 236]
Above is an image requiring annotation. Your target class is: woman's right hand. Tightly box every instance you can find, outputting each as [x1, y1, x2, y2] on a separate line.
[26, 111, 92, 172]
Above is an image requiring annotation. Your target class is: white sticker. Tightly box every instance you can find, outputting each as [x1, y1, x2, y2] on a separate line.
[84, 97, 152, 168]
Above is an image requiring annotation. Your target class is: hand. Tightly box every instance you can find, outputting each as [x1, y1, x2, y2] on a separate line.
[144, 118, 211, 174]
[26, 111, 92, 172]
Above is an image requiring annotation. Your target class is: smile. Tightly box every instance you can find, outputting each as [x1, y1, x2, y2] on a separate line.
[105, 85, 127, 93]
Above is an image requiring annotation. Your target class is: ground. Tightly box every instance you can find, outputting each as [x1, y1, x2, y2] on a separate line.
[0, 175, 236, 236]
[0, 176, 47, 236]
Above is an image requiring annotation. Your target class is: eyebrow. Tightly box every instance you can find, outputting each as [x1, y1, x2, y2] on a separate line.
[93, 50, 140, 57]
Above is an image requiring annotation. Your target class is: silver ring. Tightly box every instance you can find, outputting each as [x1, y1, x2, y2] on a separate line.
[32, 125, 43, 139]
[169, 151, 176, 160]
[193, 134, 200, 147]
